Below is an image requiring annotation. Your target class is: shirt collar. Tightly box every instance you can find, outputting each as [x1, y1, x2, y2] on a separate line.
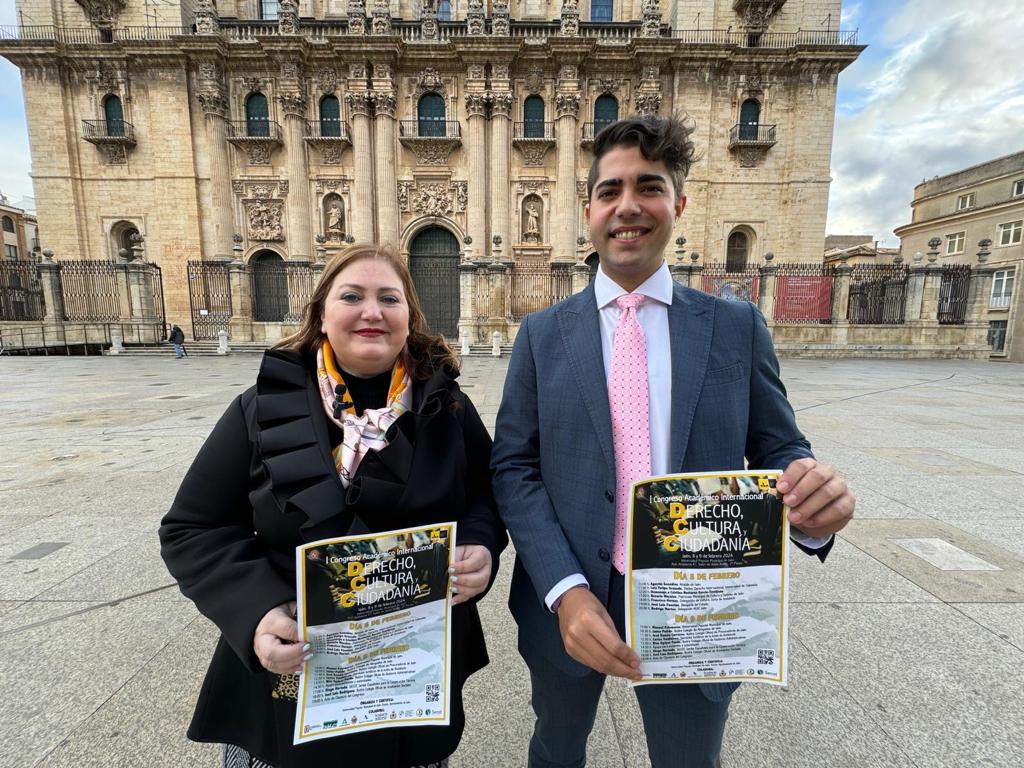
[594, 260, 674, 310]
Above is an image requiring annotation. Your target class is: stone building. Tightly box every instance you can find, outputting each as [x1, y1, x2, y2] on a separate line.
[0, 194, 39, 263]
[894, 151, 1024, 361]
[0, 0, 862, 343]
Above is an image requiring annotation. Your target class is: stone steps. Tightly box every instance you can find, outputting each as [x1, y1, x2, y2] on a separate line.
[105, 342, 514, 358]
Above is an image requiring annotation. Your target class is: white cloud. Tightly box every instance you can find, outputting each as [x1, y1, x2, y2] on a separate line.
[828, 1, 1024, 245]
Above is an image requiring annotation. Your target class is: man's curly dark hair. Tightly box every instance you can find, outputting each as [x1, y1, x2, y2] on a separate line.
[586, 114, 697, 201]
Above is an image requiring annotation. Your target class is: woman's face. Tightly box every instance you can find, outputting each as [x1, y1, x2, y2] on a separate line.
[321, 259, 410, 377]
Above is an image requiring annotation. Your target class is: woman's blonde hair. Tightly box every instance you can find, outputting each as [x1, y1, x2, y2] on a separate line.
[275, 243, 459, 380]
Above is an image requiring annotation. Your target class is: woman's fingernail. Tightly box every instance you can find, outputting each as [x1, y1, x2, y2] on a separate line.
[450, 575, 458, 583]
[302, 643, 310, 651]
[451, 587, 459, 594]
[304, 653, 313, 662]
[448, 567, 455, 574]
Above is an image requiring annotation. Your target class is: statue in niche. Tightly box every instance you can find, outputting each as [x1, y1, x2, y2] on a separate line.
[325, 197, 346, 242]
[523, 199, 542, 243]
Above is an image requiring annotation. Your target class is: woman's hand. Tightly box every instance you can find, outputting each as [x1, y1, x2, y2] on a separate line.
[450, 545, 492, 606]
[253, 601, 309, 674]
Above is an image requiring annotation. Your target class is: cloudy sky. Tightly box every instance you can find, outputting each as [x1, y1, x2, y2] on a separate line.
[1, 0, 1022, 243]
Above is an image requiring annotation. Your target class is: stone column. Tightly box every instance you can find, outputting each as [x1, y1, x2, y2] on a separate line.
[758, 257, 777, 325]
[688, 254, 703, 291]
[830, 260, 852, 348]
[196, 65, 235, 260]
[904, 254, 927, 321]
[554, 89, 580, 261]
[458, 261, 478, 344]
[37, 252, 65, 326]
[465, 93, 489, 259]
[489, 91, 513, 261]
[346, 91, 376, 242]
[372, 89, 399, 247]
[228, 259, 253, 342]
[280, 91, 312, 260]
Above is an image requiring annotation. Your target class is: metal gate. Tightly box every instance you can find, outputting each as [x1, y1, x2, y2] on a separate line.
[848, 264, 908, 325]
[409, 227, 459, 337]
[938, 265, 971, 325]
[0, 261, 45, 321]
[58, 260, 120, 321]
[187, 260, 233, 340]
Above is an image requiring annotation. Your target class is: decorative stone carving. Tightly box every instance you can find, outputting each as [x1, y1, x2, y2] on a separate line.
[412, 184, 454, 217]
[281, 62, 299, 80]
[467, 64, 485, 81]
[318, 69, 338, 95]
[559, 0, 579, 37]
[348, 0, 367, 35]
[247, 145, 272, 165]
[372, 91, 397, 117]
[194, 0, 219, 34]
[371, 0, 392, 35]
[321, 146, 343, 164]
[634, 92, 662, 116]
[278, 0, 298, 35]
[737, 148, 761, 167]
[246, 199, 284, 241]
[455, 181, 467, 212]
[278, 92, 307, 117]
[596, 78, 619, 94]
[232, 180, 245, 194]
[405, 140, 461, 165]
[74, 0, 126, 27]
[467, 0, 485, 35]
[315, 177, 352, 194]
[522, 196, 543, 243]
[641, 66, 659, 82]
[558, 65, 578, 83]
[196, 90, 228, 116]
[278, 180, 289, 195]
[518, 142, 551, 166]
[526, 66, 544, 95]
[242, 77, 263, 94]
[98, 143, 127, 164]
[465, 93, 489, 117]
[251, 184, 274, 198]
[345, 92, 373, 117]
[640, 0, 661, 37]
[323, 194, 346, 242]
[490, 92, 513, 118]
[491, 0, 510, 36]
[397, 181, 412, 211]
[576, 180, 588, 197]
[415, 69, 446, 99]
[555, 92, 580, 119]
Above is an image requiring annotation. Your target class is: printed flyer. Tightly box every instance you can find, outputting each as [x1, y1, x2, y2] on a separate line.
[625, 471, 789, 686]
[293, 522, 455, 744]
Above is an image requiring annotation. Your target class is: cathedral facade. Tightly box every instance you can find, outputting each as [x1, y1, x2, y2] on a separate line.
[0, 0, 862, 341]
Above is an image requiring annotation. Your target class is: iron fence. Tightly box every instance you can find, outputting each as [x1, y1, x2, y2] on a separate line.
[250, 261, 317, 323]
[511, 262, 566, 320]
[0, 261, 45, 321]
[773, 264, 835, 324]
[187, 261, 232, 340]
[58, 260, 121, 321]
[701, 263, 761, 303]
[848, 264, 908, 325]
[938, 265, 971, 325]
[551, 263, 574, 305]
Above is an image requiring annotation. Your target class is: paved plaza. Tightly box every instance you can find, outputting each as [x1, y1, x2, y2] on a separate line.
[1, 352, 1023, 768]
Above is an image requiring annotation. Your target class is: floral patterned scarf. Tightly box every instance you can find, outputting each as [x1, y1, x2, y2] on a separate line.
[316, 340, 412, 487]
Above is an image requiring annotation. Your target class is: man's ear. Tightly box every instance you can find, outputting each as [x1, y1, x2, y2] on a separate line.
[584, 202, 591, 224]
[675, 194, 687, 219]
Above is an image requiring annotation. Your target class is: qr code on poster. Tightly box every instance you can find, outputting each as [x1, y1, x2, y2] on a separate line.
[757, 649, 776, 665]
[425, 684, 440, 703]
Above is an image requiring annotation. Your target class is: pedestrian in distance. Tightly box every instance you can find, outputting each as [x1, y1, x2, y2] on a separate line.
[168, 324, 187, 359]
[491, 114, 856, 768]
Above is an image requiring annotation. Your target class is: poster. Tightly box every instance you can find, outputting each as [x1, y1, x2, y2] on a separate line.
[293, 522, 455, 743]
[625, 471, 789, 686]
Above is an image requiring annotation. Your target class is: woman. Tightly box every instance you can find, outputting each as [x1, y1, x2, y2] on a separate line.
[160, 244, 506, 768]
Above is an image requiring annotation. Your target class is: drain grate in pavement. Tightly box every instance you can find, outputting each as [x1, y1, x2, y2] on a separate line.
[11, 542, 69, 560]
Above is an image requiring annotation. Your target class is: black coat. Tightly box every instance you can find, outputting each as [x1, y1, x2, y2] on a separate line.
[159, 349, 506, 767]
[168, 326, 185, 344]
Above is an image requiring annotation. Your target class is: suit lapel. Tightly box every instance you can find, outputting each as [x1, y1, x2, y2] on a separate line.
[669, 285, 714, 471]
[556, 288, 615, 477]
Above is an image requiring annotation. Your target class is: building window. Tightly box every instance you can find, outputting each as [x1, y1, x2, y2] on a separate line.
[523, 95, 545, 137]
[956, 192, 975, 210]
[945, 232, 965, 255]
[1, 216, 13, 233]
[417, 93, 446, 137]
[593, 94, 618, 134]
[1013, 179, 1024, 197]
[988, 320, 1008, 353]
[998, 220, 1023, 246]
[246, 93, 270, 137]
[260, 0, 280, 20]
[726, 230, 749, 272]
[739, 99, 760, 141]
[591, 0, 612, 22]
[319, 95, 341, 137]
[4, 244, 18, 260]
[991, 269, 1015, 309]
[438, 0, 451, 20]
[103, 94, 125, 137]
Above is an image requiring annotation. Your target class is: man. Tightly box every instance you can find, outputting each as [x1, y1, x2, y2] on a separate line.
[168, 324, 186, 359]
[491, 115, 855, 768]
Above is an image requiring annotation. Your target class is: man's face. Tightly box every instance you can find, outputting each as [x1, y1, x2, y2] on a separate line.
[585, 145, 686, 291]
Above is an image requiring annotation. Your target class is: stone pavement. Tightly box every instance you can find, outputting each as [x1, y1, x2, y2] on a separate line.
[1, 354, 1022, 768]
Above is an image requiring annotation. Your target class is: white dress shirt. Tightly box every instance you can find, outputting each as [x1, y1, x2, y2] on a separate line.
[544, 261, 828, 611]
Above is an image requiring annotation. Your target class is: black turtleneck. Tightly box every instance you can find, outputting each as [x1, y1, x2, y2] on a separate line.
[340, 367, 392, 416]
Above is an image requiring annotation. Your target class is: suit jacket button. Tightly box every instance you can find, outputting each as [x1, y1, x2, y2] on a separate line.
[598, 548, 610, 562]
[605, 490, 614, 502]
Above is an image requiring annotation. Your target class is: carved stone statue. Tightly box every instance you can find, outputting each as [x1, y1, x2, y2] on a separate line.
[327, 201, 344, 235]
[523, 201, 541, 243]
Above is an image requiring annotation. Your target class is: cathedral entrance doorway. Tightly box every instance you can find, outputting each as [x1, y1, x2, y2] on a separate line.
[408, 227, 459, 338]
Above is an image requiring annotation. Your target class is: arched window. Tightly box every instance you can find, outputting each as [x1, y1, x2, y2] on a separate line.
[246, 93, 270, 137]
[103, 94, 125, 137]
[260, 0, 280, 20]
[417, 93, 446, 137]
[438, 0, 452, 20]
[739, 99, 760, 141]
[1, 216, 14, 233]
[726, 231, 749, 272]
[319, 95, 341, 137]
[119, 226, 140, 258]
[594, 94, 618, 134]
[591, 0, 612, 22]
[524, 96, 545, 138]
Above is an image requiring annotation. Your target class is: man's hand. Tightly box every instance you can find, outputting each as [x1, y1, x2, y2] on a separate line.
[450, 544, 492, 605]
[778, 458, 855, 537]
[253, 601, 309, 675]
[557, 586, 641, 680]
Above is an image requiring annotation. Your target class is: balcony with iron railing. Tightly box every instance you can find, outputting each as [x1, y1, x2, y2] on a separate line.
[399, 120, 461, 139]
[728, 123, 777, 149]
[513, 121, 556, 165]
[304, 119, 351, 142]
[226, 119, 283, 141]
[82, 119, 136, 144]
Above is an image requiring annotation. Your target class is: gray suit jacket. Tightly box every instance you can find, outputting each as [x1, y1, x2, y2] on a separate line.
[491, 281, 828, 699]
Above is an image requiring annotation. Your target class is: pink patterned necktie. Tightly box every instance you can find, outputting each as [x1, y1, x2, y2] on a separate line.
[609, 293, 651, 574]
